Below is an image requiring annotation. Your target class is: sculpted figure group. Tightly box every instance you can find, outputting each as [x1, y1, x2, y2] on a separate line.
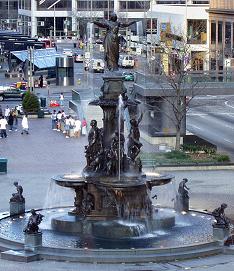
[85, 115, 143, 176]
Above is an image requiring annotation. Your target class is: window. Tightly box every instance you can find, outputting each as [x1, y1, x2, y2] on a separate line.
[187, 19, 207, 44]
[225, 22, 231, 48]
[211, 21, 216, 44]
[218, 21, 223, 44]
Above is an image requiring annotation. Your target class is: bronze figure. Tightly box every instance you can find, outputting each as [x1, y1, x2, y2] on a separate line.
[93, 13, 136, 71]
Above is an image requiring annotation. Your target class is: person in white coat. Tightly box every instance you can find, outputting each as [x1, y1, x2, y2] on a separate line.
[21, 115, 29, 135]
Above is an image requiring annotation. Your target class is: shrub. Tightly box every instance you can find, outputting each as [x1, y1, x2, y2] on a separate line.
[216, 154, 230, 162]
[165, 150, 188, 160]
[22, 91, 40, 113]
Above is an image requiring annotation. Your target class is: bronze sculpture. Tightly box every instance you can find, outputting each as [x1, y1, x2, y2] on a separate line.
[178, 178, 190, 200]
[212, 203, 230, 229]
[127, 113, 143, 161]
[93, 13, 136, 71]
[10, 181, 25, 203]
[24, 209, 44, 234]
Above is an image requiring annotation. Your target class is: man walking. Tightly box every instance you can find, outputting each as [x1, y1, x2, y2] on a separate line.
[51, 110, 57, 130]
[21, 115, 29, 135]
[4, 105, 10, 121]
[0, 116, 8, 138]
[59, 92, 64, 107]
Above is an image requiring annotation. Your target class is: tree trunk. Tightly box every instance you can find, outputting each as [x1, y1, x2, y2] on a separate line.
[175, 126, 181, 150]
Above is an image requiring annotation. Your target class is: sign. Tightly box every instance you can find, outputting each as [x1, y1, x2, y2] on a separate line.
[136, 47, 142, 55]
[85, 52, 90, 59]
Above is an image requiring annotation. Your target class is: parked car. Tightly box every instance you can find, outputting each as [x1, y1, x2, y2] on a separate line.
[0, 86, 27, 101]
[122, 72, 135, 81]
[74, 53, 84, 63]
[63, 48, 73, 57]
[120, 55, 135, 68]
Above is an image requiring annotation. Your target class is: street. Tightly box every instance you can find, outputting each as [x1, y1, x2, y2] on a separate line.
[187, 95, 234, 157]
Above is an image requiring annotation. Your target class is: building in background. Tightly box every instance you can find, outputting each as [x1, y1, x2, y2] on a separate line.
[207, 0, 234, 72]
[0, 0, 18, 30]
[17, 0, 151, 39]
[148, 0, 210, 71]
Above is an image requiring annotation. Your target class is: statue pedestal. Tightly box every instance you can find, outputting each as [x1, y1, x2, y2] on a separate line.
[174, 195, 189, 213]
[24, 232, 42, 252]
[213, 226, 230, 241]
[10, 201, 25, 216]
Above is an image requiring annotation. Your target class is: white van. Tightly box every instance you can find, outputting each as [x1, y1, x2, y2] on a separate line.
[92, 59, 105, 73]
[120, 55, 135, 68]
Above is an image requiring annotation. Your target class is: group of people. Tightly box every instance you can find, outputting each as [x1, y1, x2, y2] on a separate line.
[51, 109, 87, 139]
[0, 105, 29, 138]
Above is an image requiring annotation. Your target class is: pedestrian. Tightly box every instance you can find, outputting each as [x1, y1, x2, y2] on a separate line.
[12, 107, 18, 130]
[0, 116, 8, 138]
[8, 112, 14, 131]
[51, 110, 57, 130]
[81, 118, 87, 136]
[39, 75, 43, 88]
[56, 110, 62, 131]
[59, 92, 64, 107]
[64, 116, 70, 138]
[21, 115, 29, 135]
[74, 117, 81, 138]
[4, 105, 10, 120]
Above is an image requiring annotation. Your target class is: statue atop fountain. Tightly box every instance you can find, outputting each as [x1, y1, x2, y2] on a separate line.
[9, 181, 25, 216]
[24, 209, 44, 234]
[10, 181, 25, 203]
[92, 13, 136, 71]
[175, 178, 190, 212]
[212, 203, 230, 229]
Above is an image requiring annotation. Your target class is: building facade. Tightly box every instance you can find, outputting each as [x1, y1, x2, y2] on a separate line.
[149, 0, 210, 71]
[0, 0, 18, 30]
[18, 0, 150, 38]
[208, 0, 234, 71]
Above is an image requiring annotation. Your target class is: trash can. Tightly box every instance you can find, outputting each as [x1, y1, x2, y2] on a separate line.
[40, 97, 46, 108]
[0, 158, 7, 173]
[38, 110, 44, 118]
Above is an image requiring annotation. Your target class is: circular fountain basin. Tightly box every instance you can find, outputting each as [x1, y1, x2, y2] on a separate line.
[0, 207, 214, 249]
[0, 208, 222, 263]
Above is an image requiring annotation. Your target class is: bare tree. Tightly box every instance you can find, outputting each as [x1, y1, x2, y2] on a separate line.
[151, 30, 207, 150]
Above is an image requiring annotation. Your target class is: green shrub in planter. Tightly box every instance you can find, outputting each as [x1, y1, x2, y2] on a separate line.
[165, 150, 188, 160]
[216, 154, 230, 162]
[22, 91, 40, 113]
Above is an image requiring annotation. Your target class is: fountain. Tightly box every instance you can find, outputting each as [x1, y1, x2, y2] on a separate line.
[51, 70, 174, 238]
[0, 14, 224, 263]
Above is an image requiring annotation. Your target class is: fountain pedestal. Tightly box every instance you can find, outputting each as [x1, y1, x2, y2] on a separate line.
[213, 226, 230, 241]
[10, 202, 25, 216]
[24, 232, 42, 252]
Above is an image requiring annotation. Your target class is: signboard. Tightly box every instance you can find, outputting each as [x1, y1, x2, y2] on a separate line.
[85, 52, 90, 59]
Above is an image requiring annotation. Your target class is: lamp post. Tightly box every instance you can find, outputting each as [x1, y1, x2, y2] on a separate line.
[39, 0, 62, 41]
[47, 0, 62, 41]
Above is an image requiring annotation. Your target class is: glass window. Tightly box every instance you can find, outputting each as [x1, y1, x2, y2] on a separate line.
[218, 21, 223, 44]
[187, 19, 207, 44]
[225, 22, 231, 48]
[211, 21, 216, 44]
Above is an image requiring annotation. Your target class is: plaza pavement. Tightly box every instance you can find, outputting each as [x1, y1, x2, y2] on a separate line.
[0, 117, 234, 270]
